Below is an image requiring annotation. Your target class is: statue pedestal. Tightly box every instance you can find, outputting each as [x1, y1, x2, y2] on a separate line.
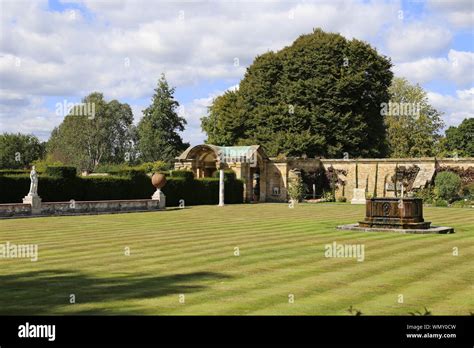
[23, 194, 42, 214]
[151, 189, 166, 209]
[351, 188, 366, 205]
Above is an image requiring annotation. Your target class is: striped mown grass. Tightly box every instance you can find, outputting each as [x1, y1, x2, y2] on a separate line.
[0, 203, 472, 315]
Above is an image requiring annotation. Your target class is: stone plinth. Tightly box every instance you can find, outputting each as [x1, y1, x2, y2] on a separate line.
[337, 223, 454, 234]
[151, 189, 166, 209]
[22, 194, 42, 214]
[359, 197, 431, 229]
[351, 188, 366, 205]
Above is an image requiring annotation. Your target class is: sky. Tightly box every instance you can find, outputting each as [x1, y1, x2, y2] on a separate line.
[0, 0, 473, 145]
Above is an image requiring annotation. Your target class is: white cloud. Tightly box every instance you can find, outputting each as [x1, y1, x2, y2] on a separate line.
[386, 23, 452, 62]
[393, 50, 474, 87]
[428, 0, 474, 28]
[0, 0, 398, 100]
[180, 85, 238, 146]
[428, 88, 474, 127]
[0, 0, 472, 145]
[0, 93, 62, 139]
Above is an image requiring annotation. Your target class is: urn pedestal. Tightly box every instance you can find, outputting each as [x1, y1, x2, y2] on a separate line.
[151, 189, 166, 209]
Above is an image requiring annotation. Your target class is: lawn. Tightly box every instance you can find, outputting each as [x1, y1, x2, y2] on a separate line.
[0, 203, 472, 315]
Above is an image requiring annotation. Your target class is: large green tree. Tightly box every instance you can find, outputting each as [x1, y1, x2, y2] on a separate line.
[137, 75, 189, 163]
[0, 133, 45, 169]
[202, 28, 393, 158]
[443, 118, 474, 157]
[384, 77, 444, 157]
[47, 93, 135, 171]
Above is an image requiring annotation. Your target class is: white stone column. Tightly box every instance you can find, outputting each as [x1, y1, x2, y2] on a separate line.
[219, 169, 224, 207]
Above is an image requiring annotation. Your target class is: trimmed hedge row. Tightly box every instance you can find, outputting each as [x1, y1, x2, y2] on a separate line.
[104, 168, 149, 179]
[0, 173, 244, 206]
[45, 166, 77, 178]
[0, 169, 29, 175]
[169, 170, 195, 181]
[162, 177, 243, 206]
[212, 170, 237, 181]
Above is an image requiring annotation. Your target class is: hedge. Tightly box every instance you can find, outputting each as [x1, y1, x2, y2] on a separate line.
[212, 170, 237, 181]
[45, 166, 77, 179]
[161, 177, 243, 206]
[169, 170, 194, 181]
[0, 169, 29, 175]
[0, 174, 243, 206]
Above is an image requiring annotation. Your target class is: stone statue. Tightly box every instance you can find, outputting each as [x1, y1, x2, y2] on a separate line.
[28, 166, 38, 196]
[23, 165, 42, 214]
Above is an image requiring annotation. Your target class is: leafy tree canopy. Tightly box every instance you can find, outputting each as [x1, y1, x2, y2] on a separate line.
[385, 77, 444, 157]
[443, 118, 474, 157]
[137, 74, 189, 163]
[0, 133, 45, 169]
[202, 28, 393, 158]
[47, 92, 135, 171]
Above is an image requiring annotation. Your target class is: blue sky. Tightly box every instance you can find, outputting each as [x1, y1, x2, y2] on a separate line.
[0, 0, 472, 144]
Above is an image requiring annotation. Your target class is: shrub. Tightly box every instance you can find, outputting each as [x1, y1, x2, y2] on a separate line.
[287, 177, 305, 202]
[94, 163, 131, 174]
[97, 166, 148, 179]
[323, 191, 335, 202]
[460, 183, 474, 200]
[0, 169, 29, 175]
[31, 157, 63, 172]
[337, 196, 347, 202]
[434, 172, 462, 202]
[137, 161, 170, 173]
[114, 169, 147, 180]
[450, 199, 472, 208]
[414, 186, 436, 204]
[433, 199, 449, 207]
[212, 170, 236, 181]
[94, 163, 162, 176]
[169, 170, 194, 181]
[45, 166, 77, 179]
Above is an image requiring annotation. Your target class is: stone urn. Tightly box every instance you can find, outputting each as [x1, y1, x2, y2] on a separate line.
[151, 173, 167, 189]
[151, 173, 166, 208]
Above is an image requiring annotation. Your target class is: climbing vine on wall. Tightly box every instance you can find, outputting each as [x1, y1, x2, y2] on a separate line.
[391, 165, 420, 191]
[326, 166, 348, 196]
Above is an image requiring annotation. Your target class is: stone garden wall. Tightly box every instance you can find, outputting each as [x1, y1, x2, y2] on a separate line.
[0, 199, 163, 218]
[320, 158, 474, 201]
[264, 157, 474, 202]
